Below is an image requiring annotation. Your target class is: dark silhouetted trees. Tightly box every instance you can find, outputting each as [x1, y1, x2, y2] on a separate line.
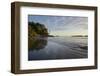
[28, 22, 48, 39]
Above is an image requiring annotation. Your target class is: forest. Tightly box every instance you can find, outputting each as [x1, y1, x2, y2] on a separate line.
[28, 22, 48, 39]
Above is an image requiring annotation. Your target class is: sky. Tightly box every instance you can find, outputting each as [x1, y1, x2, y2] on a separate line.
[28, 15, 88, 36]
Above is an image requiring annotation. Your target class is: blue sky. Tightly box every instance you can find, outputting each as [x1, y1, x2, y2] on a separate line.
[28, 15, 88, 36]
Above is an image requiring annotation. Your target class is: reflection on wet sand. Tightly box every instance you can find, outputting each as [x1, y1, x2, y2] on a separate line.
[28, 37, 88, 60]
[28, 37, 48, 51]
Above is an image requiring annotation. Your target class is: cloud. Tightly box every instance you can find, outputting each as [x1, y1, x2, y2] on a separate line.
[28, 15, 88, 36]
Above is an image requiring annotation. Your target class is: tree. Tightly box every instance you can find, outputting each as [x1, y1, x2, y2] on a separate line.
[28, 21, 49, 38]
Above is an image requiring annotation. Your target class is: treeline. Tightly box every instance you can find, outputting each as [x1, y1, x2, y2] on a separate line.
[28, 22, 48, 39]
[72, 35, 88, 37]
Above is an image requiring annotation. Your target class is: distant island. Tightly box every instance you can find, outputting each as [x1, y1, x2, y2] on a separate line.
[71, 35, 88, 37]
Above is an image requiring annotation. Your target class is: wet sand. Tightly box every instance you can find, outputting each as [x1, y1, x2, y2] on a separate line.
[28, 37, 88, 60]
